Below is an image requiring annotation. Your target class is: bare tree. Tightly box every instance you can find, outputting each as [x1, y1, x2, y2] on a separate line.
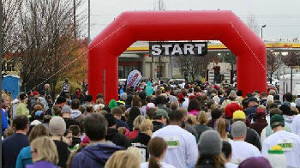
[16, 0, 84, 92]
[176, 53, 218, 82]
[247, 14, 260, 35]
[2, 0, 23, 54]
[282, 51, 300, 67]
[267, 50, 281, 84]
[153, 0, 166, 11]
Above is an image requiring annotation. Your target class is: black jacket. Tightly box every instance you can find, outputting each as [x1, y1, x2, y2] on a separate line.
[130, 132, 151, 146]
[106, 128, 130, 148]
[152, 121, 164, 132]
[245, 127, 261, 150]
[53, 140, 70, 168]
[194, 124, 211, 142]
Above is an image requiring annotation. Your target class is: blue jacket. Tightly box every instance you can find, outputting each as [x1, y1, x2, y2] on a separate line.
[26, 161, 57, 168]
[70, 142, 123, 168]
[2, 108, 8, 136]
[16, 146, 33, 168]
[245, 105, 258, 121]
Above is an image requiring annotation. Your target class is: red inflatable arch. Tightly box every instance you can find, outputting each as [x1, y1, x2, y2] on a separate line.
[89, 11, 266, 103]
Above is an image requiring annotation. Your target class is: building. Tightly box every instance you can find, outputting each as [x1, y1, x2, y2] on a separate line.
[120, 41, 300, 81]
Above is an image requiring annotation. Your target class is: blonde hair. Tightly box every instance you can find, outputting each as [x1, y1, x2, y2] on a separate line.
[96, 98, 104, 104]
[29, 124, 49, 143]
[257, 105, 266, 110]
[139, 119, 153, 137]
[133, 115, 145, 130]
[105, 151, 140, 168]
[197, 111, 208, 125]
[4, 127, 14, 138]
[216, 118, 229, 139]
[291, 106, 299, 115]
[127, 147, 142, 163]
[187, 114, 197, 125]
[2, 94, 11, 102]
[30, 136, 58, 164]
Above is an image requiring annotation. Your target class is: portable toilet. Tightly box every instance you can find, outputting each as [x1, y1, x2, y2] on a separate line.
[2, 75, 20, 99]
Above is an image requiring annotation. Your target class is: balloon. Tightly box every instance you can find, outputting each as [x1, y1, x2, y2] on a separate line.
[89, 11, 266, 104]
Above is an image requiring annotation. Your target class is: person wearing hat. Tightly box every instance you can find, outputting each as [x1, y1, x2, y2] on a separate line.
[232, 110, 261, 151]
[229, 121, 261, 164]
[16, 93, 30, 117]
[117, 93, 127, 106]
[31, 110, 44, 124]
[105, 113, 130, 148]
[61, 105, 79, 129]
[195, 130, 226, 168]
[245, 97, 259, 121]
[37, 90, 49, 112]
[262, 114, 300, 168]
[250, 107, 268, 135]
[152, 109, 169, 132]
[260, 108, 293, 143]
[152, 109, 198, 168]
[49, 116, 70, 168]
[238, 157, 272, 168]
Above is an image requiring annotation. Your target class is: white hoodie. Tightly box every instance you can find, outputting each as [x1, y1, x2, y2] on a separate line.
[71, 109, 81, 119]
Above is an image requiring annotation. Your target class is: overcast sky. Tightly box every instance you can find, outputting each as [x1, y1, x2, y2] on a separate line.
[85, 0, 300, 42]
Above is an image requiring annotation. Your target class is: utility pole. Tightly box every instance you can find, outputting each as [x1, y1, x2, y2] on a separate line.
[154, 0, 165, 80]
[87, 0, 90, 45]
[291, 66, 293, 93]
[73, 0, 76, 38]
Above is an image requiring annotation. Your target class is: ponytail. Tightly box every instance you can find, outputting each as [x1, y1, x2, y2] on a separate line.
[147, 137, 167, 168]
[216, 118, 228, 139]
[148, 156, 160, 168]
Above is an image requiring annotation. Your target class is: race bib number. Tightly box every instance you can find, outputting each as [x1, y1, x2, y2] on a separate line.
[164, 136, 180, 148]
[277, 139, 293, 151]
[131, 143, 147, 162]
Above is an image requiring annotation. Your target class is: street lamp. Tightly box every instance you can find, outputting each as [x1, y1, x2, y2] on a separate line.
[261, 24, 267, 39]
[87, 0, 90, 45]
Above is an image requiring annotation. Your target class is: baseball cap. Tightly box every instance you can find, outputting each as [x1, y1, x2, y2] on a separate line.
[35, 110, 44, 117]
[155, 109, 169, 119]
[270, 114, 285, 129]
[33, 91, 39, 96]
[248, 97, 259, 103]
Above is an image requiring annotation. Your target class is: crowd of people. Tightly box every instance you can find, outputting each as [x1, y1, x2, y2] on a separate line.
[2, 80, 300, 168]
